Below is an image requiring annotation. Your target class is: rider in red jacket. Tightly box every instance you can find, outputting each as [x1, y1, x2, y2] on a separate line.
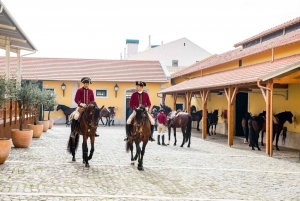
[124, 81, 155, 142]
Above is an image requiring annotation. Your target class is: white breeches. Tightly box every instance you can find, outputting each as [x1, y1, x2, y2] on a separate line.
[158, 124, 166, 134]
[126, 110, 155, 125]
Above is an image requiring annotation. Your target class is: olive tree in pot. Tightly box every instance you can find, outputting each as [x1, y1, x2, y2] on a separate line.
[45, 90, 57, 129]
[0, 75, 16, 164]
[27, 82, 44, 138]
[11, 81, 36, 148]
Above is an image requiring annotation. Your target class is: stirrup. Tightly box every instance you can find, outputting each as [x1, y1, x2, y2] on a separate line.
[149, 136, 155, 142]
[124, 136, 128, 141]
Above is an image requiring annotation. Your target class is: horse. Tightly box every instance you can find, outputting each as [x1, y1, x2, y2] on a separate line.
[248, 111, 266, 151]
[207, 109, 219, 135]
[67, 102, 102, 167]
[125, 106, 151, 171]
[160, 104, 192, 147]
[273, 111, 293, 151]
[56, 104, 76, 126]
[241, 112, 252, 143]
[190, 105, 203, 131]
[151, 105, 160, 131]
[99, 106, 115, 126]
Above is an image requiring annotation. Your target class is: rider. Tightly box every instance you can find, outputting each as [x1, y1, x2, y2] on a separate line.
[157, 108, 167, 146]
[70, 77, 99, 137]
[124, 81, 155, 142]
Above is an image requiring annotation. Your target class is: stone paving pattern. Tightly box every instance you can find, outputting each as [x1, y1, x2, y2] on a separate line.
[0, 125, 300, 200]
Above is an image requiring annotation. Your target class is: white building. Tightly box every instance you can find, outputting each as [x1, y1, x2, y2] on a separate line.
[126, 37, 211, 74]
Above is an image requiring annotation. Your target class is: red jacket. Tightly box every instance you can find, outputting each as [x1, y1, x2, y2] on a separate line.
[157, 113, 167, 124]
[74, 87, 95, 106]
[129, 91, 151, 110]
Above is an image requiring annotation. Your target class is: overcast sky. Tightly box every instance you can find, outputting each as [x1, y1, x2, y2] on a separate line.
[2, 0, 300, 60]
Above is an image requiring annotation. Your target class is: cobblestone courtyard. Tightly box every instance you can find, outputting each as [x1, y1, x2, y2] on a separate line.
[0, 125, 300, 200]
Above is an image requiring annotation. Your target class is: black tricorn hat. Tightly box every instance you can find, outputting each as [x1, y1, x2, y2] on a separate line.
[81, 77, 92, 84]
[136, 81, 146, 87]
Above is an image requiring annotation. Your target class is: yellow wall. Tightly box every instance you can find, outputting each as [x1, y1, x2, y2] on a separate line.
[243, 50, 272, 66]
[274, 42, 300, 59]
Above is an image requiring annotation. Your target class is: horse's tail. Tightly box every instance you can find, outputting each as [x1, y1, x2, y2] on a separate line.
[126, 141, 131, 153]
[185, 115, 192, 143]
[248, 118, 254, 144]
[67, 134, 79, 154]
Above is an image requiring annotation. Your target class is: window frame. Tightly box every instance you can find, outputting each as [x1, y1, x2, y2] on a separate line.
[95, 88, 108, 98]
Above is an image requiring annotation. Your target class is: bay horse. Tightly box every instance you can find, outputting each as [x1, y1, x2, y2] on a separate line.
[99, 106, 115, 126]
[67, 102, 102, 167]
[160, 104, 192, 147]
[248, 111, 266, 151]
[241, 112, 252, 143]
[56, 104, 76, 126]
[207, 109, 218, 135]
[125, 106, 151, 171]
[190, 105, 203, 131]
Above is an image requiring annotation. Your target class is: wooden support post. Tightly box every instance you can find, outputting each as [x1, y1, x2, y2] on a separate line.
[200, 90, 209, 139]
[172, 93, 178, 111]
[185, 91, 193, 113]
[224, 87, 238, 146]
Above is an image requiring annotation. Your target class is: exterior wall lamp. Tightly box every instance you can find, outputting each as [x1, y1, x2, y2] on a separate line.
[61, 82, 66, 97]
[114, 84, 119, 98]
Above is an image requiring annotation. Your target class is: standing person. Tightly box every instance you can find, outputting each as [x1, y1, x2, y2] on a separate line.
[151, 108, 158, 131]
[124, 81, 155, 142]
[70, 77, 99, 137]
[157, 108, 167, 145]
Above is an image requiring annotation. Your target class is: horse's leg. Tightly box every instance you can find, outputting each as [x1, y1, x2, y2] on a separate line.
[173, 127, 177, 146]
[261, 131, 264, 146]
[136, 142, 142, 170]
[255, 130, 261, 151]
[82, 135, 89, 167]
[100, 117, 104, 125]
[130, 141, 135, 165]
[214, 124, 217, 135]
[275, 131, 281, 151]
[196, 119, 200, 131]
[138, 141, 148, 171]
[88, 135, 95, 160]
[108, 117, 111, 126]
[180, 127, 185, 147]
[167, 126, 171, 145]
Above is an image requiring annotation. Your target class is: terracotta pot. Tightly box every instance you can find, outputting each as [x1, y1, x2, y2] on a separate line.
[11, 129, 33, 148]
[48, 119, 54, 129]
[28, 124, 43, 138]
[37, 121, 49, 132]
[0, 139, 11, 164]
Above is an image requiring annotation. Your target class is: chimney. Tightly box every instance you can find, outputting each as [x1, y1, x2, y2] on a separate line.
[126, 39, 139, 58]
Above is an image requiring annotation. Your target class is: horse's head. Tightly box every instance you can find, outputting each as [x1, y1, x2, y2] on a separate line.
[259, 111, 266, 117]
[245, 112, 251, 118]
[160, 104, 172, 117]
[191, 105, 196, 113]
[284, 111, 293, 124]
[108, 106, 115, 116]
[133, 106, 148, 136]
[213, 109, 218, 115]
[83, 103, 101, 128]
[56, 105, 61, 111]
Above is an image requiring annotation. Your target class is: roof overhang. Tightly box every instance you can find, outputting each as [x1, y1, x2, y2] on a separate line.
[259, 61, 300, 81]
[0, 1, 37, 52]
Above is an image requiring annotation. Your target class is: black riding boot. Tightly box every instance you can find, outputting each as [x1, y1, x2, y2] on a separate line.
[95, 132, 99, 137]
[162, 135, 167, 146]
[124, 124, 132, 141]
[149, 125, 155, 142]
[157, 135, 160, 145]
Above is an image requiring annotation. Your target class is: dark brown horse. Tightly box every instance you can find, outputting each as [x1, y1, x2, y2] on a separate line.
[67, 102, 103, 167]
[248, 111, 266, 151]
[126, 106, 151, 171]
[207, 109, 219, 135]
[56, 104, 76, 126]
[241, 112, 252, 143]
[160, 104, 192, 147]
[99, 106, 115, 126]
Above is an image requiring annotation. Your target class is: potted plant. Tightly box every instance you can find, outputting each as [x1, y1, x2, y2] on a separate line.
[11, 81, 36, 148]
[44, 90, 57, 129]
[0, 75, 16, 164]
[27, 82, 44, 138]
[38, 89, 56, 130]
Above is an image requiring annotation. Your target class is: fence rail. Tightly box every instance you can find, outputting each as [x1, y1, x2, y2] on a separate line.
[0, 100, 35, 139]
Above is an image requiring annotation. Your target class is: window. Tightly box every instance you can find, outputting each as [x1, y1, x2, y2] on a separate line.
[172, 60, 178, 67]
[96, 89, 108, 98]
[44, 88, 55, 111]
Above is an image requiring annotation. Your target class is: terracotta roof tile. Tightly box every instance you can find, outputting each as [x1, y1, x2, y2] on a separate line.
[159, 54, 300, 94]
[172, 29, 300, 79]
[0, 57, 168, 83]
[234, 16, 300, 47]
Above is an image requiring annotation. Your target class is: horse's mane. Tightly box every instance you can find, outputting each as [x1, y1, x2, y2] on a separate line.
[135, 107, 148, 123]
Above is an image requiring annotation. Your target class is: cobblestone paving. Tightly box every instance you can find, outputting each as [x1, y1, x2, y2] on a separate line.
[0, 125, 300, 201]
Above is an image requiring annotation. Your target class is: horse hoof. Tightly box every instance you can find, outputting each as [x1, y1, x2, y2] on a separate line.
[187, 145, 190, 148]
[276, 148, 280, 151]
[83, 160, 85, 164]
[85, 164, 90, 168]
[137, 166, 144, 171]
[180, 145, 183, 147]
[72, 158, 76, 161]
[252, 148, 255, 150]
[258, 148, 261, 151]
[131, 162, 134, 166]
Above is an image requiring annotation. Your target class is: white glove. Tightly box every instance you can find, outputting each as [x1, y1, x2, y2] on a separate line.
[80, 103, 86, 107]
[145, 107, 149, 112]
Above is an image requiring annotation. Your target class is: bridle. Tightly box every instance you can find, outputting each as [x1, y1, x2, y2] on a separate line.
[133, 110, 147, 136]
[83, 105, 97, 132]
